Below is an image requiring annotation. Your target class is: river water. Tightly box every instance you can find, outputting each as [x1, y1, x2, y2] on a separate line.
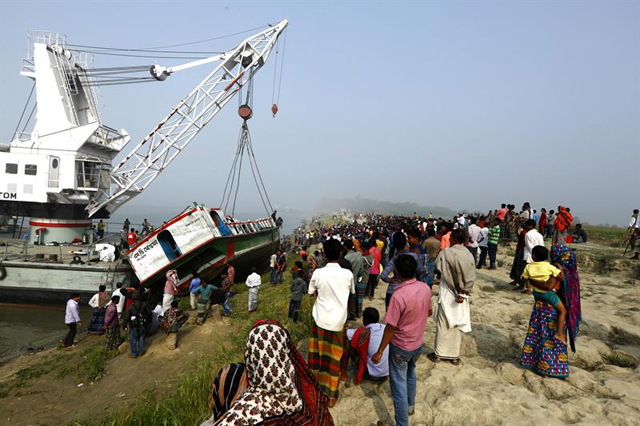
[0, 304, 92, 362]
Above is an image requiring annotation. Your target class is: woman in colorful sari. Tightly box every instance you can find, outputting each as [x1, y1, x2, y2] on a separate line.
[202, 319, 334, 426]
[88, 285, 110, 334]
[520, 244, 581, 378]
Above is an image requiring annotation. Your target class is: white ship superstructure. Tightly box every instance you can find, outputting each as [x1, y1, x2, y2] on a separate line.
[1, 32, 130, 242]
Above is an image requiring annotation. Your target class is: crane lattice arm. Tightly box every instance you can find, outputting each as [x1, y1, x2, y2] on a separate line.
[87, 20, 288, 217]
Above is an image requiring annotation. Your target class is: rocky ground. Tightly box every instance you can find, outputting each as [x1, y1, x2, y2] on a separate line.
[330, 242, 640, 426]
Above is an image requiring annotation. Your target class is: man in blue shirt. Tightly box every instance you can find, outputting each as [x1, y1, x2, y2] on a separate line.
[380, 232, 425, 309]
[193, 280, 218, 325]
[189, 271, 202, 311]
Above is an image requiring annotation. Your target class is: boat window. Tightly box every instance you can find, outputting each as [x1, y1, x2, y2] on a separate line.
[5, 163, 18, 174]
[25, 164, 37, 176]
[157, 230, 182, 262]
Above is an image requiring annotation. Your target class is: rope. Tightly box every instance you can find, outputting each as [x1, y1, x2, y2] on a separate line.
[271, 37, 279, 105]
[67, 24, 269, 51]
[11, 82, 35, 141]
[276, 29, 287, 104]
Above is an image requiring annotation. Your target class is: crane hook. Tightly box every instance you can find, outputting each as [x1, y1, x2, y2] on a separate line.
[271, 103, 279, 117]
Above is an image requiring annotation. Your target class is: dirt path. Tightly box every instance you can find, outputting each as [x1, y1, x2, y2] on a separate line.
[331, 244, 640, 426]
[0, 314, 233, 425]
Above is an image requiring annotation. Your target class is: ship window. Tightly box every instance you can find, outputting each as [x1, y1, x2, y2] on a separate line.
[76, 161, 102, 188]
[5, 163, 18, 174]
[25, 164, 37, 176]
[158, 230, 182, 262]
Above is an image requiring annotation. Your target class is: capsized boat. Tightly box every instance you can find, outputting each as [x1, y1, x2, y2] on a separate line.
[128, 203, 280, 291]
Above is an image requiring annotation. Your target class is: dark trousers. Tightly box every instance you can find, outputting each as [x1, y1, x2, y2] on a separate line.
[385, 292, 393, 310]
[366, 274, 378, 298]
[348, 294, 357, 320]
[488, 243, 498, 268]
[467, 247, 478, 266]
[64, 323, 77, 346]
[509, 251, 526, 286]
[288, 299, 301, 322]
[477, 246, 488, 269]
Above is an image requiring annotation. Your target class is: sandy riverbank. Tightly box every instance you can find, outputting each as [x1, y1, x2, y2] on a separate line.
[330, 242, 640, 425]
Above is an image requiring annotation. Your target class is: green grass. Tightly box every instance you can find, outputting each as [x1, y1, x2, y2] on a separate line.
[93, 253, 311, 426]
[583, 225, 627, 247]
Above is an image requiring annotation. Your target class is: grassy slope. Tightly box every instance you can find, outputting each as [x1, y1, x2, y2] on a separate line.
[94, 253, 311, 425]
[582, 225, 626, 247]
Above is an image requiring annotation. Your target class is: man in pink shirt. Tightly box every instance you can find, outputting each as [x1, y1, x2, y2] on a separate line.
[373, 255, 432, 426]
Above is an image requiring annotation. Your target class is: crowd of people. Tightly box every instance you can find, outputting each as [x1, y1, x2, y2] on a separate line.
[60, 204, 640, 425]
[205, 204, 590, 426]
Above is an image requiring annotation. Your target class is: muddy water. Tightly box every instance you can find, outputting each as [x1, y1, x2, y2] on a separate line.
[0, 303, 92, 362]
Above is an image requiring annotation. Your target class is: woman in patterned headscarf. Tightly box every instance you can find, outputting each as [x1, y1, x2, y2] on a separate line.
[203, 320, 334, 426]
[520, 244, 581, 378]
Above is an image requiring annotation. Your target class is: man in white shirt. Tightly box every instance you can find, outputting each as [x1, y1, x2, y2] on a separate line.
[269, 252, 278, 284]
[63, 293, 82, 347]
[111, 282, 126, 319]
[245, 267, 261, 312]
[477, 221, 490, 269]
[523, 219, 545, 264]
[345, 307, 389, 382]
[308, 238, 355, 406]
[466, 217, 483, 266]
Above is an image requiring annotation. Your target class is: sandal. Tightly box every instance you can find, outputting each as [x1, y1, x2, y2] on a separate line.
[450, 358, 461, 366]
[427, 352, 441, 363]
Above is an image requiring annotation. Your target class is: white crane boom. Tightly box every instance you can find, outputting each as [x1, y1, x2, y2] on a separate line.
[87, 20, 288, 217]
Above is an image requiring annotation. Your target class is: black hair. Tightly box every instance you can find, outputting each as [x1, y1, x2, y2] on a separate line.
[427, 229, 436, 237]
[469, 216, 477, 224]
[99, 285, 106, 292]
[363, 307, 380, 326]
[395, 254, 417, 279]
[393, 232, 407, 250]
[408, 229, 421, 239]
[525, 219, 537, 228]
[111, 295, 120, 302]
[71, 292, 80, 299]
[116, 282, 123, 288]
[171, 300, 179, 308]
[295, 261, 303, 269]
[501, 203, 506, 208]
[314, 250, 320, 256]
[302, 253, 308, 260]
[575, 223, 582, 229]
[532, 245, 548, 262]
[635, 209, 639, 214]
[344, 239, 354, 250]
[250, 267, 257, 273]
[192, 271, 199, 278]
[451, 229, 467, 244]
[361, 241, 371, 251]
[324, 238, 343, 261]
[296, 270, 305, 279]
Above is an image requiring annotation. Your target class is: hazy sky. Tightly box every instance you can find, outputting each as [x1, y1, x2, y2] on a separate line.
[1, 1, 638, 227]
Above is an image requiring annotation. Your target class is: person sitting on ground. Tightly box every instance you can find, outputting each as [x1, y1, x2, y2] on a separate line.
[343, 307, 389, 384]
[522, 245, 567, 345]
[289, 270, 307, 322]
[161, 300, 189, 350]
[572, 224, 588, 243]
[203, 320, 334, 425]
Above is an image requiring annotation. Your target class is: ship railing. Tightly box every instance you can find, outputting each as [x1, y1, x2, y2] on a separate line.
[87, 125, 126, 151]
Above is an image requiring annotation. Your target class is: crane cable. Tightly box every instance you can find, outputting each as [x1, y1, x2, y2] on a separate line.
[11, 81, 35, 141]
[221, 122, 273, 218]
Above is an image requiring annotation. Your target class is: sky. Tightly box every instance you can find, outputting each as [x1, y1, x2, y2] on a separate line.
[1, 0, 638, 227]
